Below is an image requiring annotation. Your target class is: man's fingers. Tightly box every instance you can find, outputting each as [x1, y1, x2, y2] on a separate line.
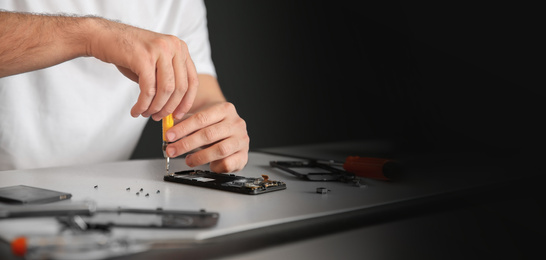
[167, 121, 232, 158]
[173, 49, 199, 120]
[185, 137, 247, 169]
[147, 40, 196, 121]
[209, 151, 249, 173]
[166, 103, 232, 142]
[173, 78, 197, 121]
[147, 55, 176, 120]
[131, 68, 156, 118]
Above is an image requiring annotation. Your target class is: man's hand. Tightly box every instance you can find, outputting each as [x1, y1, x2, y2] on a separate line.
[164, 102, 250, 173]
[88, 19, 199, 121]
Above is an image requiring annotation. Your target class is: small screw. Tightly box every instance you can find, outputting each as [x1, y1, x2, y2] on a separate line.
[140, 188, 143, 192]
[136, 192, 140, 195]
[94, 185, 98, 189]
[145, 193, 149, 197]
[316, 187, 330, 194]
[156, 190, 160, 194]
[126, 187, 130, 191]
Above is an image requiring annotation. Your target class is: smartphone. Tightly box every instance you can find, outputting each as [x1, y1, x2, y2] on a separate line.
[164, 170, 287, 195]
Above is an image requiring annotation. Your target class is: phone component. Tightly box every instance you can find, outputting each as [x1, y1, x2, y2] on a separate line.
[0, 201, 95, 219]
[270, 160, 363, 187]
[164, 170, 287, 195]
[0, 185, 72, 204]
[59, 208, 219, 229]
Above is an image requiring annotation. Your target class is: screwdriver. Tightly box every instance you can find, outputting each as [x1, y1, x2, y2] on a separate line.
[162, 114, 174, 175]
[318, 156, 400, 181]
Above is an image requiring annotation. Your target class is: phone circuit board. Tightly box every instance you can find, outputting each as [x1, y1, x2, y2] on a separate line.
[164, 170, 287, 195]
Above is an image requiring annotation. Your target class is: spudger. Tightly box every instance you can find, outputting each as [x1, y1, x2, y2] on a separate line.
[162, 114, 174, 175]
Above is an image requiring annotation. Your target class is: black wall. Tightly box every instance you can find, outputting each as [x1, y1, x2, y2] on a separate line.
[131, 0, 543, 159]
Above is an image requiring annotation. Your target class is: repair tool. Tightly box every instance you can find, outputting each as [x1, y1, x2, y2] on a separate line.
[162, 114, 174, 175]
[320, 156, 398, 181]
[11, 232, 145, 259]
[270, 156, 398, 183]
[10, 232, 207, 260]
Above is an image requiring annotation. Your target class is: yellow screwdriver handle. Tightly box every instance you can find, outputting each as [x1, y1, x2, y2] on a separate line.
[162, 114, 174, 142]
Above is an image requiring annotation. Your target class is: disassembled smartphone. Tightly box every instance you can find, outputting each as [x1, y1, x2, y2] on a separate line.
[164, 170, 287, 195]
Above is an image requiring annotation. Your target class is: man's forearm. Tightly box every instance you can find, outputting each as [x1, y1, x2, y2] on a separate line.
[0, 11, 92, 77]
[1, 10, 202, 121]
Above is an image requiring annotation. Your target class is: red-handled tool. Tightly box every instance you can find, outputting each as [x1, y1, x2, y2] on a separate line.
[270, 156, 400, 184]
[342, 156, 396, 181]
[317, 156, 399, 181]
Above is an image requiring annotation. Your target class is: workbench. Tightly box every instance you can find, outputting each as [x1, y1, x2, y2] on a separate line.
[0, 141, 543, 259]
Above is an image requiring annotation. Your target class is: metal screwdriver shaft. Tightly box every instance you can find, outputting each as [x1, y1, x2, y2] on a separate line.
[166, 156, 170, 173]
[163, 142, 170, 173]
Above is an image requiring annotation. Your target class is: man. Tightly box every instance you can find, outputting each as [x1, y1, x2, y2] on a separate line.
[0, 0, 249, 172]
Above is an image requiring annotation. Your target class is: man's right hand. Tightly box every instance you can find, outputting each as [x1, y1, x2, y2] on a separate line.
[87, 19, 199, 121]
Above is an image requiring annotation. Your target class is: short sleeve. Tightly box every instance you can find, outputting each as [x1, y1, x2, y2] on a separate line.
[176, 0, 217, 77]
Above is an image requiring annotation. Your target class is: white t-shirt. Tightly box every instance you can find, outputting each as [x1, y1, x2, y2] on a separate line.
[0, 0, 216, 170]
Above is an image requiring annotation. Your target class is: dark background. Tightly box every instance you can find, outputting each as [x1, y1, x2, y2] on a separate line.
[1, 2, 543, 259]
[131, 0, 544, 160]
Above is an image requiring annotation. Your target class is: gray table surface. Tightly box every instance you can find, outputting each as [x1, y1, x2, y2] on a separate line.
[0, 141, 541, 259]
